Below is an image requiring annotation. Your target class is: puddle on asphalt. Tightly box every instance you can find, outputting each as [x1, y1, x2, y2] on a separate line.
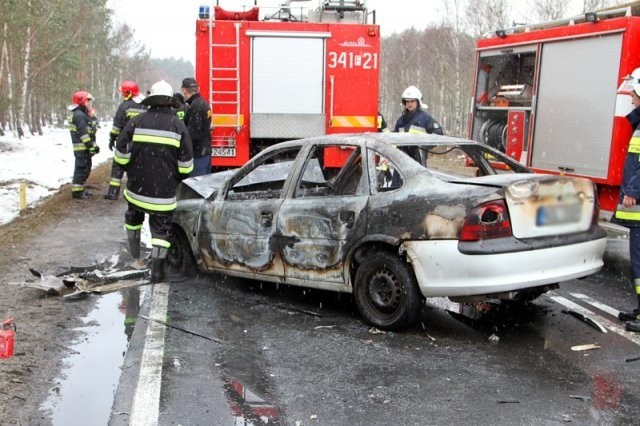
[40, 287, 141, 424]
[223, 375, 280, 424]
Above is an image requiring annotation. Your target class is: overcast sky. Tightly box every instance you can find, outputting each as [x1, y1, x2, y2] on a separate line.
[107, 0, 586, 62]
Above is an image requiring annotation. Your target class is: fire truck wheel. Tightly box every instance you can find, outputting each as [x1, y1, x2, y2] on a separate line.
[354, 251, 423, 330]
[167, 225, 197, 277]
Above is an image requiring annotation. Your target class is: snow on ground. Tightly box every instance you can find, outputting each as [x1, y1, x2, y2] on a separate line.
[0, 124, 113, 225]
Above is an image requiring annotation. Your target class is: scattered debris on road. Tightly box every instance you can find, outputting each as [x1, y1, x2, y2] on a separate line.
[10, 257, 150, 299]
[571, 344, 601, 352]
[562, 309, 607, 333]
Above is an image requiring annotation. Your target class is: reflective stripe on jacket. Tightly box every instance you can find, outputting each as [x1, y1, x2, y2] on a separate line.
[614, 110, 640, 225]
[68, 107, 91, 151]
[114, 105, 193, 214]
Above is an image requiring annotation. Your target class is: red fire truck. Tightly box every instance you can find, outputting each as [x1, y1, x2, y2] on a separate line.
[468, 4, 640, 213]
[195, 1, 380, 169]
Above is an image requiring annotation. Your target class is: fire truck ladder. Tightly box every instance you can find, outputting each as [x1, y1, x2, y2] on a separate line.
[209, 21, 242, 130]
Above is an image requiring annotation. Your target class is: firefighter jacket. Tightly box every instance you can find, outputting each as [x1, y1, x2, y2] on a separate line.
[184, 93, 212, 158]
[110, 98, 148, 145]
[614, 106, 640, 226]
[88, 115, 99, 143]
[113, 106, 194, 214]
[393, 108, 444, 135]
[68, 105, 93, 152]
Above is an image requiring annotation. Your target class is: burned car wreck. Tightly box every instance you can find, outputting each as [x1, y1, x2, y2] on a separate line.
[169, 133, 607, 330]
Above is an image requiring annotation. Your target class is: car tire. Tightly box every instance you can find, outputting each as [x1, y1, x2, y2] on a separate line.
[167, 226, 196, 277]
[354, 251, 423, 330]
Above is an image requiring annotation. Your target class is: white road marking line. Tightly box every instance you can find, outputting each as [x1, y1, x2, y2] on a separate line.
[546, 292, 640, 347]
[130, 283, 170, 426]
[569, 293, 621, 318]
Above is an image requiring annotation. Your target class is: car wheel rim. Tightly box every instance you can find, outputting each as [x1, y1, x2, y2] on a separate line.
[368, 268, 402, 314]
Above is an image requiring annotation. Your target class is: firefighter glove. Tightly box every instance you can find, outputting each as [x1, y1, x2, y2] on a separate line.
[89, 144, 100, 155]
[108, 134, 116, 151]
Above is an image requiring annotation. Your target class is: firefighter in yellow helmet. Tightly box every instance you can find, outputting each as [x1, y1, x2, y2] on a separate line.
[393, 86, 443, 135]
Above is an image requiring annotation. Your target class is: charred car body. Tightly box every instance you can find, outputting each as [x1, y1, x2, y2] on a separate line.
[170, 133, 607, 330]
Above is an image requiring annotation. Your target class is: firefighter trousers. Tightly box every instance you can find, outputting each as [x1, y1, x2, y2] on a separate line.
[124, 204, 173, 249]
[108, 161, 125, 188]
[72, 151, 92, 188]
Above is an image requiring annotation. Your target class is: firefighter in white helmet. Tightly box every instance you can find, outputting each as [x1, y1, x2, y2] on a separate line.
[113, 80, 194, 283]
[614, 80, 640, 332]
[393, 85, 443, 135]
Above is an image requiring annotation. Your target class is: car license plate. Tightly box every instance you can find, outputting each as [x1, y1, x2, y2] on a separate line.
[536, 204, 581, 226]
[212, 147, 236, 157]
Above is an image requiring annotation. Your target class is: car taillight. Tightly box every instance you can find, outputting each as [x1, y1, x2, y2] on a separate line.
[459, 200, 512, 242]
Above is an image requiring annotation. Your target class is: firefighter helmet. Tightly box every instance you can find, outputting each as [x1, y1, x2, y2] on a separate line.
[141, 80, 180, 107]
[72, 91, 92, 107]
[631, 68, 640, 84]
[633, 81, 640, 97]
[402, 86, 423, 102]
[120, 81, 140, 97]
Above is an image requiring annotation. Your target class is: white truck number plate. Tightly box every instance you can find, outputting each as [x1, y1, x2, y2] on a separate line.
[212, 147, 236, 157]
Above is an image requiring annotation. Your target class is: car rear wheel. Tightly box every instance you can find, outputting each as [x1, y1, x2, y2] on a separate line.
[167, 226, 196, 277]
[354, 251, 423, 330]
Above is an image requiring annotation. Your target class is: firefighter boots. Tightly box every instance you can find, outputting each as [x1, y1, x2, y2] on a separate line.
[150, 246, 168, 283]
[626, 321, 640, 333]
[127, 229, 141, 260]
[618, 308, 640, 322]
[72, 190, 92, 199]
[104, 186, 120, 200]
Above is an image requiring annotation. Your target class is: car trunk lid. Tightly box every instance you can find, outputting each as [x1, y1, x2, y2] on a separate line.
[447, 174, 596, 238]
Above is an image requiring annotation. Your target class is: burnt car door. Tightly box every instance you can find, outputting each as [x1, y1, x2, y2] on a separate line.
[278, 143, 369, 286]
[198, 145, 303, 278]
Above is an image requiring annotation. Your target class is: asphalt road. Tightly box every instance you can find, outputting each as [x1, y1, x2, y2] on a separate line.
[110, 240, 640, 425]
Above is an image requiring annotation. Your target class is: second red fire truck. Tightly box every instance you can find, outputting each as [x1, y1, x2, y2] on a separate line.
[468, 3, 640, 213]
[195, 0, 380, 169]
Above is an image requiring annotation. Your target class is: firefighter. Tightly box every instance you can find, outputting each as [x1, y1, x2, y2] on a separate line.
[68, 91, 99, 199]
[181, 77, 212, 176]
[614, 81, 640, 332]
[114, 80, 194, 283]
[104, 81, 147, 200]
[377, 112, 389, 132]
[173, 92, 189, 121]
[393, 86, 443, 135]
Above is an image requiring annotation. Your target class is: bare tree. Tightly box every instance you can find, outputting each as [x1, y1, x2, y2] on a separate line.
[530, 0, 571, 21]
[466, 0, 512, 37]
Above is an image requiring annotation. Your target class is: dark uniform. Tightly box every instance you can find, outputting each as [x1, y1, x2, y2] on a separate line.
[182, 80, 212, 176]
[68, 95, 99, 198]
[114, 82, 193, 282]
[613, 105, 640, 329]
[393, 108, 443, 135]
[105, 97, 147, 199]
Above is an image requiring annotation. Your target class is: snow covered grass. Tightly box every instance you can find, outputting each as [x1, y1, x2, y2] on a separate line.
[0, 124, 113, 225]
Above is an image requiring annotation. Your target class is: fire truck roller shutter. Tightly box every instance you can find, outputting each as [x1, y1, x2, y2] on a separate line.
[530, 34, 622, 179]
[250, 33, 329, 139]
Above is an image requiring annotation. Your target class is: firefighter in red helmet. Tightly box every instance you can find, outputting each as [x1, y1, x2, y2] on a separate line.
[104, 80, 147, 200]
[68, 90, 99, 199]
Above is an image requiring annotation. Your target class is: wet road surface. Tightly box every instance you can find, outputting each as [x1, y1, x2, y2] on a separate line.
[108, 257, 640, 425]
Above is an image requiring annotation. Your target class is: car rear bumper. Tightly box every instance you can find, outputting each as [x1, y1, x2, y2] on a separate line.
[401, 237, 606, 298]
